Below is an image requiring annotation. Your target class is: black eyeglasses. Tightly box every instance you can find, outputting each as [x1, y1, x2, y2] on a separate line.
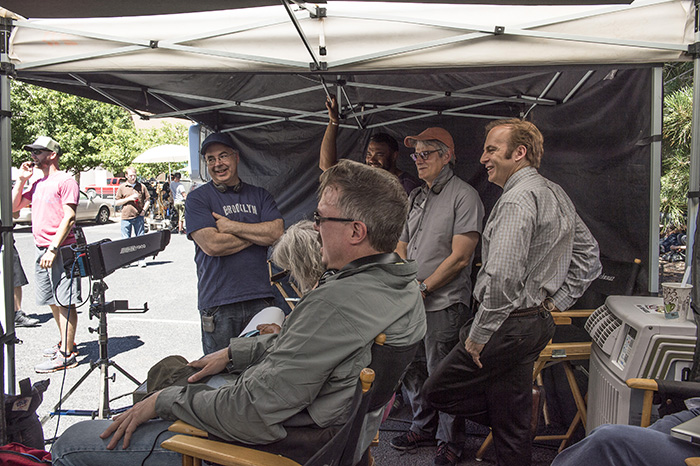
[205, 153, 232, 166]
[30, 149, 49, 156]
[410, 149, 440, 161]
[313, 210, 355, 226]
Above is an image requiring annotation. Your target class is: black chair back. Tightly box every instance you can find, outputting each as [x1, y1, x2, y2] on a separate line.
[367, 341, 420, 412]
[304, 371, 374, 466]
[304, 339, 420, 466]
[572, 257, 642, 310]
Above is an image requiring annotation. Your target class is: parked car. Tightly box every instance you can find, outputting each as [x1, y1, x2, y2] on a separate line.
[14, 190, 113, 225]
[83, 177, 125, 197]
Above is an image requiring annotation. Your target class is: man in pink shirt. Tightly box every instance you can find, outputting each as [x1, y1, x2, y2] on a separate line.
[12, 136, 81, 373]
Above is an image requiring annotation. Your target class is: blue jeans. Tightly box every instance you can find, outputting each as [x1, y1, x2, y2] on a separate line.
[52, 419, 180, 466]
[551, 408, 700, 466]
[200, 297, 273, 354]
[121, 216, 145, 238]
[402, 303, 467, 446]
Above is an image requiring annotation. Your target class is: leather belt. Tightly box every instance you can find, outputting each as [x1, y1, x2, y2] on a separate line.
[509, 297, 556, 318]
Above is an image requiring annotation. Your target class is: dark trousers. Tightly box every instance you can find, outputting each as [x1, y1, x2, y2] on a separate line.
[424, 311, 555, 466]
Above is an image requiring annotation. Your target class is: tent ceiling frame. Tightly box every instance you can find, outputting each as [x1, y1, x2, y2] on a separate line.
[68, 73, 149, 118]
[325, 0, 685, 68]
[523, 71, 562, 118]
[18, 64, 598, 134]
[12, 0, 687, 74]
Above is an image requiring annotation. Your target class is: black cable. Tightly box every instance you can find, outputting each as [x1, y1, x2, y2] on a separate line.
[141, 428, 170, 466]
[52, 244, 91, 309]
[49, 259, 79, 454]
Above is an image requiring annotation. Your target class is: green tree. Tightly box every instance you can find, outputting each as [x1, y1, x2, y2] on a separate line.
[11, 81, 190, 180]
[661, 85, 692, 230]
[10, 80, 135, 177]
[99, 121, 189, 178]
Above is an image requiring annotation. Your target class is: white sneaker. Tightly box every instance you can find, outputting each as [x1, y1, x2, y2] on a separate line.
[139, 259, 147, 268]
[35, 352, 78, 373]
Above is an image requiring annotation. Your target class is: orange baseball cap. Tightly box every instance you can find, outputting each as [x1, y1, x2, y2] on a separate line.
[404, 127, 455, 157]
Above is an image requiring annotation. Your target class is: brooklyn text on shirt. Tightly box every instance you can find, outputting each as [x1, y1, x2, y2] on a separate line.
[223, 203, 258, 216]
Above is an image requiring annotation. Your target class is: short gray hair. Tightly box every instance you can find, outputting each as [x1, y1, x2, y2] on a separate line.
[318, 159, 408, 252]
[271, 220, 323, 295]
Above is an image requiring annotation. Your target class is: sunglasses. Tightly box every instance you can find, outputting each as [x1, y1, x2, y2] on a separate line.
[30, 149, 50, 156]
[410, 149, 440, 161]
[313, 210, 355, 226]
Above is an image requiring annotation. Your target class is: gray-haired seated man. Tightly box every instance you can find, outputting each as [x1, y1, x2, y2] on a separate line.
[51, 160, 426, 466]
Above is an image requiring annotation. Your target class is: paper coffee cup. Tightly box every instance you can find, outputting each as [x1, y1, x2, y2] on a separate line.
[661, 282, 693, 320]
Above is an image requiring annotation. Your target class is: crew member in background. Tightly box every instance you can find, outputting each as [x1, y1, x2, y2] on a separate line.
[115, 167, 151, 268]
[185, 132, 284, 354]
[12, 136, 81, 373]
[170, 172, 187, 234]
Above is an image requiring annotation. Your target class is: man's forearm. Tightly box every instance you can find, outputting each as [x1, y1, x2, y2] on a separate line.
[52, 206, 77, 248]
[191, 228, 252, 257]
[319, 122, 339, 172]
[217, 219, 283, 247]
[422, 232, 479, 293]
[12, 180, 28, 212]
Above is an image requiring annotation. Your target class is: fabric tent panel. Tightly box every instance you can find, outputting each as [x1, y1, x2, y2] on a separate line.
[217, 68, 651, 286]
[0, 0, 641, 21]
[9, 1, 693, 73]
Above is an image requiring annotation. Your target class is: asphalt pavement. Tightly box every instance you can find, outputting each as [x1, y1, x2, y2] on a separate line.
[8, 217, 202, 443]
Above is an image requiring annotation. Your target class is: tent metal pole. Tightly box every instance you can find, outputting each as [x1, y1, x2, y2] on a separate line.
[688, 1, 700, 288]
[0, 17, 16, 398]
[650, 67, 662, 294]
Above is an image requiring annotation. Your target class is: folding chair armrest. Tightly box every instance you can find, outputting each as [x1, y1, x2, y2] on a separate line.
[168, 420, 207, 437]
[161, 435, 302, 466]
[626, 378, 659, 392]
[626, 378, 658, 427]
[556, 309, 596, 319]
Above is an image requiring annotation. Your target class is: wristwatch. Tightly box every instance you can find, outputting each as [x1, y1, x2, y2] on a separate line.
[419, 282, 430, 297]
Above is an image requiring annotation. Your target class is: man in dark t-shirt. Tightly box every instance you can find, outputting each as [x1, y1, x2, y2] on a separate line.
[186, 133, 283, 354]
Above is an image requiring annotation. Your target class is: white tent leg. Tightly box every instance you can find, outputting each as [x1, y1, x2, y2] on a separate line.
[650, 67, 662, 294]
[688, 37, 700, 285]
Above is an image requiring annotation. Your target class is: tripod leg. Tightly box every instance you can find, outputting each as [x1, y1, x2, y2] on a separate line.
[109, 360, 142, 386]
[41, 362, 99, 424]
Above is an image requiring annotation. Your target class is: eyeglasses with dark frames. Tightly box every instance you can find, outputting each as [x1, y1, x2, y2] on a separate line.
[30, 149, 50, 156]
[205, 152, 233, 166]
[410, 149, 440, 161]
[313, 210, 355, 226]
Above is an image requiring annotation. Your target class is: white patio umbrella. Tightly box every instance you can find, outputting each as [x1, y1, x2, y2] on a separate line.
[132, 144, 189, 180]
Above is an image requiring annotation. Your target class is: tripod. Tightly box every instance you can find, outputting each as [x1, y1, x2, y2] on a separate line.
[42, 279, 147, 423]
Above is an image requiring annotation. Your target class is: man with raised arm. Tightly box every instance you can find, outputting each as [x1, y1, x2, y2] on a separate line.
[320, 95, 420, 195]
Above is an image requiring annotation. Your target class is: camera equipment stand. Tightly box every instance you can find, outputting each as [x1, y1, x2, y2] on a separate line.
[41, 279, 147, 424]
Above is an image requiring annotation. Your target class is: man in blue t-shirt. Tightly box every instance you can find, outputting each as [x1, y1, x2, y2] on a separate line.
[186, 133, 284, 354]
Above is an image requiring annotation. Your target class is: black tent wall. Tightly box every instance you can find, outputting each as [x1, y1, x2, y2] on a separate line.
[16, 66, 653, 291]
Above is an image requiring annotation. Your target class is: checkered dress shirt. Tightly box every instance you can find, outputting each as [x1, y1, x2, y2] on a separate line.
[470, 167, 601, 344]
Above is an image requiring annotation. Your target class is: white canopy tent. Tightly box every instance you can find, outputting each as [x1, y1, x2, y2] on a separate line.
[132, 144, 189, 180]
[1, 0, 698, 394]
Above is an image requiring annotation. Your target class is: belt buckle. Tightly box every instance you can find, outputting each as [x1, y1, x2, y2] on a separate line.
[541, 297, 556, 312]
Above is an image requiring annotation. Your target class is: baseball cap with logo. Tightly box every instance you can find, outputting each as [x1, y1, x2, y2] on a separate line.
[404, 127, 455, 157]
[24, 136, 61, 154]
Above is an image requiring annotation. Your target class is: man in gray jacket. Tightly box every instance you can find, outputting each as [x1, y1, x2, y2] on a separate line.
[52, 159, 427, 466]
